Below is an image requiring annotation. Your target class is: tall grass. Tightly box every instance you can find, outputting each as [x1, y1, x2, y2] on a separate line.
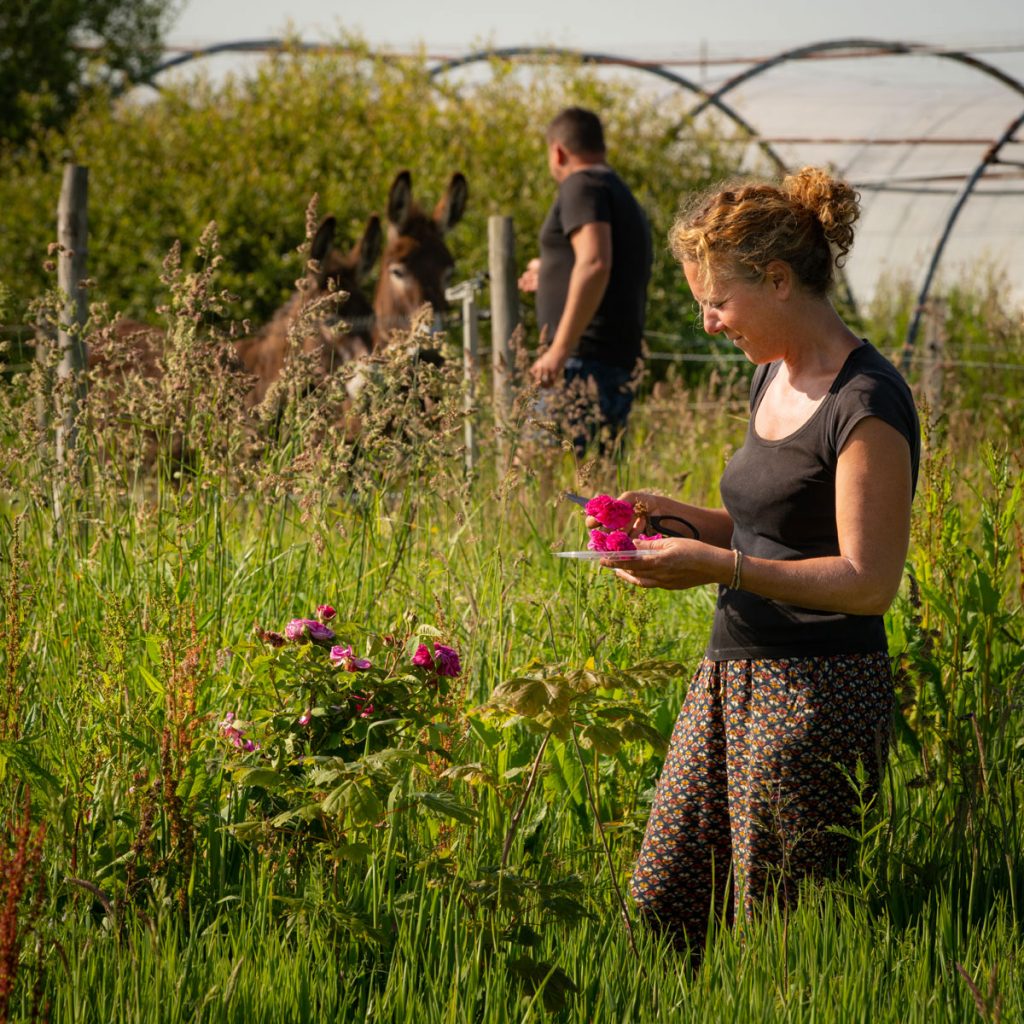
[1, 260, 1022, 1022]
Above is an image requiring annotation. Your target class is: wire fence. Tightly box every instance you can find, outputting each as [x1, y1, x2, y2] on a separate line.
[7, 315, 1024, 373]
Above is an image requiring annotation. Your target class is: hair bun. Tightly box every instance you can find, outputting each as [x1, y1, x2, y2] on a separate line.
[783, 167, 860, 265]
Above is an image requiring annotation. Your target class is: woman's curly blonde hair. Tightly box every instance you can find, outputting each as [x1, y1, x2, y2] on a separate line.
[669, 167, 860, 295]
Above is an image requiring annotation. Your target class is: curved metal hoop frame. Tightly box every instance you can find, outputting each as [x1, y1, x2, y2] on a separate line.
[140, 38, 1024, 358]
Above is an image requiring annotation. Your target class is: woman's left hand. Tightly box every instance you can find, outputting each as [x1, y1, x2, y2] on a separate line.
[602, 538, 724, 590]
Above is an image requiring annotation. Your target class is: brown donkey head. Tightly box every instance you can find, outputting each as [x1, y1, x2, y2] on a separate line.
[235, 213, 383, 404]
[373, 170, 468, 348]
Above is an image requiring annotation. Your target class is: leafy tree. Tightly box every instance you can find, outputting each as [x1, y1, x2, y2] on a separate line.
[0, 0, 180, 147]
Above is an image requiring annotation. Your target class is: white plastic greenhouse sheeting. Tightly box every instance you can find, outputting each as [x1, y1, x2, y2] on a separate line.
[706, 51, 1024, 309]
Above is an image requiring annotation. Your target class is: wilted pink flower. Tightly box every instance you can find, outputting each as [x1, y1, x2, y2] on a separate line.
[316, 604, 336, 623]
[584, 494, 634, 530]
[412, 643, 434, 668]
[604, 530, 636, 552]
[285, 618, 336, 643]
[256, 628, 287, 648]
[434, 643, 461, 677]
[330, 644, 372, 671]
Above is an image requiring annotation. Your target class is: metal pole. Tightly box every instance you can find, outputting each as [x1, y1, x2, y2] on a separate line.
[901, 107, 1024, 371]
[923, 297, 946, 429]
[487, 215, 518, 450]
[446, 276, 484, 475]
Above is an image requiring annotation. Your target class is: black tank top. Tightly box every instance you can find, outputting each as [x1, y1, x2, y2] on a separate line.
[707, 341, 921, 660]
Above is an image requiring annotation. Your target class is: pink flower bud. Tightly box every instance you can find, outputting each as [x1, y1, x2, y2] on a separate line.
[316, 605, 336, 623]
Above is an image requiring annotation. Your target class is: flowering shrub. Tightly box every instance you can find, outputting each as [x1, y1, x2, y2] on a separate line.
[222, 609, 473, 845]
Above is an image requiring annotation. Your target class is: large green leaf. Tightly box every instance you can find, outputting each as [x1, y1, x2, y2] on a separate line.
[232, 767, 287, 790]
[321, 779, 383, 825]
[506, 955, 578, 1013]
[577, 722, 622, 756]
[488, 676, 572, 718]
[412, 790, 480, 825]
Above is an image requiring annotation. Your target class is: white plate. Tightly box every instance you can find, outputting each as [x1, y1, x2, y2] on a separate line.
[554, 550, 662, 561]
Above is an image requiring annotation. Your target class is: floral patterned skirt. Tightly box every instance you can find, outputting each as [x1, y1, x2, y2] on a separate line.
[630, 652, 893, 954]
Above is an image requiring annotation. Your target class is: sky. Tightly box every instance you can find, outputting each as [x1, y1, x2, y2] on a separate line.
[162, 0, 1024, 308]
[168, 0, 1024, 59]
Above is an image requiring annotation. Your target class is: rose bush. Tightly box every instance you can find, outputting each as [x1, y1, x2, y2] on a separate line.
[221, 609, 474, 848]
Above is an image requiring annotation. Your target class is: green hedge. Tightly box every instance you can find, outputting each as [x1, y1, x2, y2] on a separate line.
[0, 43, 750, 356]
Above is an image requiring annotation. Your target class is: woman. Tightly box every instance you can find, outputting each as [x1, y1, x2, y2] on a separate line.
[600, 167, 920, 955]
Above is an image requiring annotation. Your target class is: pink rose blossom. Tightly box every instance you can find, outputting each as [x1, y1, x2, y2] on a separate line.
[637, 534, 663, 541]
[434, 643, 461, 677]
[329, 644, 372, 671]
[219, 712, 259, 752]
[588, 528, 637, 552]
[316, 604, 336, 622]
[412, 643, 434, 668]
[604, 530, 636, 552]
[584, 494, 634, 530]
[285, 618, 336, 643]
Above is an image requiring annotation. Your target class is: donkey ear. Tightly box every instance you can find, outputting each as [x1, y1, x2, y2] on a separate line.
[310, 216, 336, 264]
[354, 215, 382, 281]
[435, 173, 468, 235]
[387, 170, 414, 229]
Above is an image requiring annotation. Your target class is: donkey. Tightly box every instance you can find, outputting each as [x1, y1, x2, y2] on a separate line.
[371, 170, 469, 350]
[233, 213, 382, 406]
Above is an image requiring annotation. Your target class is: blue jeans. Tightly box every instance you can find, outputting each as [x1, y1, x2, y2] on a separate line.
[563, 356, 636, 457]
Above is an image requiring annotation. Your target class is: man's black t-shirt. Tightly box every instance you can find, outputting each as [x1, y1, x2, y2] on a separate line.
[535, 167, 652, 370]
[707, 342, 921, 660]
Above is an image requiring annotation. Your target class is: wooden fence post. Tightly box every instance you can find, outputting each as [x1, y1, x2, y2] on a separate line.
[487, 215, 518, 454]
[55, 165, 89, 459]
[53, 164, 89, 532]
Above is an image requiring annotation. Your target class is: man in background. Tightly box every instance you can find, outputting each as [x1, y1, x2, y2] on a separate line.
[519, 106, 653, 456]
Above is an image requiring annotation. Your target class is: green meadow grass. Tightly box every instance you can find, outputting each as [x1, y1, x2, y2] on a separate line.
[2, 318, 1022, 1023]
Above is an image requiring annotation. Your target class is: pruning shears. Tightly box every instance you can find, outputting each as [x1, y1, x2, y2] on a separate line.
[562, 493, 701, 540]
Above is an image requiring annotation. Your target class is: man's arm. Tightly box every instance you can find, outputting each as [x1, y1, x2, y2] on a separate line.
[530, 221, 611, 386]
